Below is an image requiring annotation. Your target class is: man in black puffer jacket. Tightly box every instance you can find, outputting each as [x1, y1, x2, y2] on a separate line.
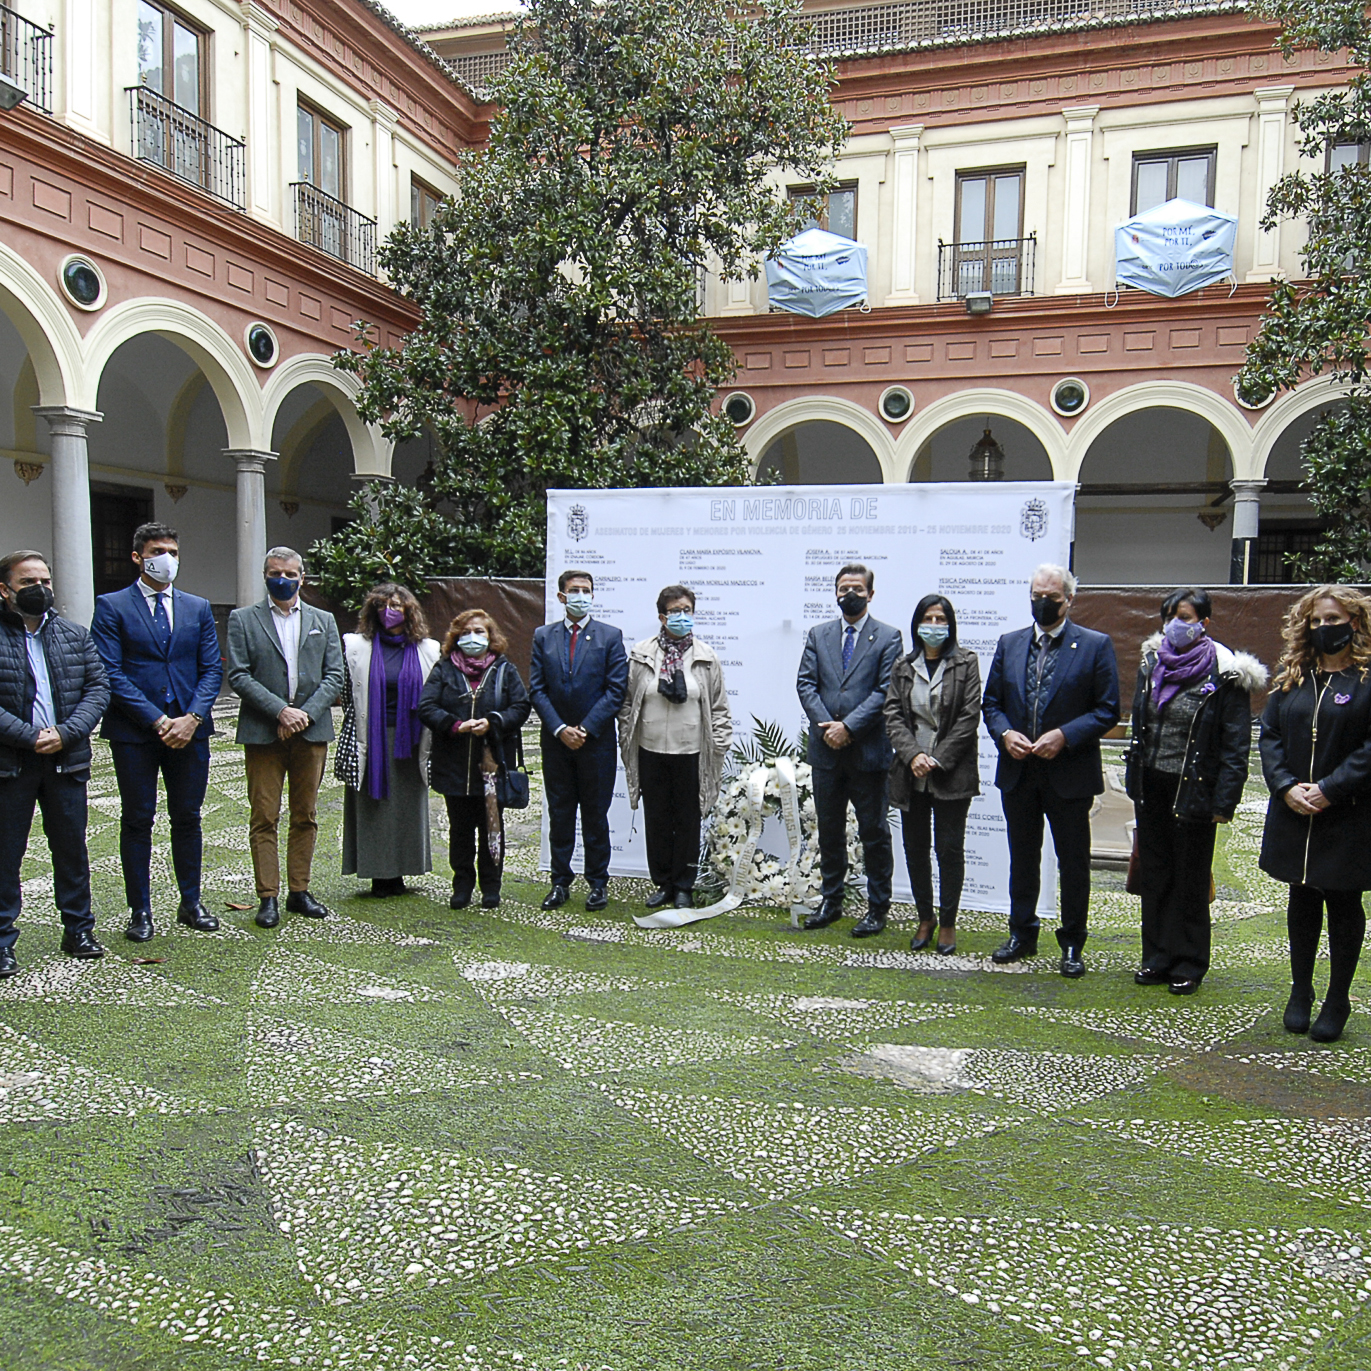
[0, 549, 110, 974]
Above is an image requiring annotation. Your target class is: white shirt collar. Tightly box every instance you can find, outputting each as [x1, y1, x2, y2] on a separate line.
[271, 599, 302, 617]
[565, 615, 591, 633]
[137, 578, 169, 603]
[1034, 616, 1068, 643]
[841, 612, 868, 636]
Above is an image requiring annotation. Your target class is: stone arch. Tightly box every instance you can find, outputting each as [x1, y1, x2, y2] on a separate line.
[742, 396, 897, 483]
[1251, 378, 1350, 479]
[0, 240, 82, 409]
[261, 355, 384, 477]
[894, 389, 1068, 481]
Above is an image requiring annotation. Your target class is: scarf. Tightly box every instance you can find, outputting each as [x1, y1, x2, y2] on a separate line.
[366, 631, 424, 801]
[452, 648, 497, 685]
[656, 626, 692, 703]
[1151, 633, 1218, 712]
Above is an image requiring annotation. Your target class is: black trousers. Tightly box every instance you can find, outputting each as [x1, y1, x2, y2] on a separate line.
[0, 753, 93, 949]
[1288, 884, 1366, 1007]
[542, 728, 616, 886]
[813, 754, 893, 913]
[1000, 759, 1092, 949]
[1135, 767, 1216, 981]
[900, 792, 973, 927]
[110, 735, 211, 911]
[446, 793, 504, 895]
[639, 749, 701, 893]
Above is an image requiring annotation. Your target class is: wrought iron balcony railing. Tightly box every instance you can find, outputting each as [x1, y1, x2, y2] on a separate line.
[937, 235, 1037, 300]
[291, 182, 377, 276]
[0, 3, 52, 113]
[128, 86, 245, 210]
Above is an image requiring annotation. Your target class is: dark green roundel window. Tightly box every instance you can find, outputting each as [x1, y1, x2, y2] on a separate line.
[62, 259, 102, 308]
[247, 325, 277, 366]
[881, 388, 912, 421]
[723, 393, 754, 426]
[1053, 380, 1087, 415]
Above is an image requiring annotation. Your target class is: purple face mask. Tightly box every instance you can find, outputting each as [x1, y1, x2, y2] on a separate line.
[379, 606, 405, 632]
[1164, 617, 1204, 650]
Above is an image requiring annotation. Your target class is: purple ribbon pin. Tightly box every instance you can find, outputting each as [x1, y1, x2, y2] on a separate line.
[1335, 692, 1352, 705]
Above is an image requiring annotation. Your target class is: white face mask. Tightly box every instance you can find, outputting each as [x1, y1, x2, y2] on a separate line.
[457, 633, 490, 657]
[141, 550, 179, 585]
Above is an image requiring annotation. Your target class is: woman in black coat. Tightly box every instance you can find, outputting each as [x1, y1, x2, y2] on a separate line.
[418, 609, 531, 911]
[883, 594, 982, 955]
[1260, 585, 1371, 1042]
[1125, 587, 1266, 996]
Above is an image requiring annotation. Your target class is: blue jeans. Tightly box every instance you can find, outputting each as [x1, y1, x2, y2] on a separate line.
[110, 735, 210, 911]
[0, 753, 93, 948]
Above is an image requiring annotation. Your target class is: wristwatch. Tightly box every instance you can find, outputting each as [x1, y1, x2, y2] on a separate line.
[188, 712, 204, 724]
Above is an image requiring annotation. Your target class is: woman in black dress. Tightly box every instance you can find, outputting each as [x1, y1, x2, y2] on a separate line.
[1260, 585, 1371, 1042]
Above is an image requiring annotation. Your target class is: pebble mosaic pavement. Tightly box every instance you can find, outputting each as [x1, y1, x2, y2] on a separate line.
[1, 725, 1369, 1369]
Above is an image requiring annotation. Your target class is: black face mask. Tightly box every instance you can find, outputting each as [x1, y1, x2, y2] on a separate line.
[838, 590, 868, 618]
[12, 584, 53, 617]
[1312, 621, 1355, 656]
[1031, 595, 1064, 627]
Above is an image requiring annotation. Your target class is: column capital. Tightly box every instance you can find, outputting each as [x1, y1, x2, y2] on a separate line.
[1230, 478, 1269, 495]
[33, 406, 101, 437]
[239, 2, 279, 37]
[888, 123, 924, 147]
[1254, 84, 1296, 110]
[1061, 104, 1101, 128]
[369, 98, 401, 131]
[225, 448, 278, 475]
[351, 472, 395, 483]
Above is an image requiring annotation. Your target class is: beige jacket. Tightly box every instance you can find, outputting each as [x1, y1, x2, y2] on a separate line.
[343, 633, 441, 778]
[618, 636, 733, 812]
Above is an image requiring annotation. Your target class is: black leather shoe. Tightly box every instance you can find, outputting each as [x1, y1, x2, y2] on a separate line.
[673, 891, 693, 909]
[644, 887, 672, 909]
[1134, 967, 1169, 986]
[991, 935, 1037, 964]
[60, 930, 104, 959]
[1284, 985, 1315, 1034]
[481, 889, 501, 909]
[255, 897, 280, 929]
[1060, 946, 1086, 979]
[542, 885, 570, 910]
[935, 935, 957, 956]
[125, 909, 154, 943]
[0, 948, 17, 977]
[804, 902, 843, 930]
[1168, 977, 1201, 996]
[585, 884, 609, 912]
[176, 900, 219, 932]
[450, 884, 474, 911]
[1311, 1000, 1351, 1043]
[285, 891, 331, 919]
[851, 910, 887, 938]
[909, 919, 936, 951]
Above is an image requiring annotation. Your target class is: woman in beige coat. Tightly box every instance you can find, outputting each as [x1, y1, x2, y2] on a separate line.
[618, 584, 733, 910]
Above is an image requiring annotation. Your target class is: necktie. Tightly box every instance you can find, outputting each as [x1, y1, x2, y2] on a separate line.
[842, 624, 856, 672]
[152, 592, 171, 647]
[568, 622, 580, 669]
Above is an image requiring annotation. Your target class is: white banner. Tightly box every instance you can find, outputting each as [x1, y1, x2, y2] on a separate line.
[542, 482, 1075, 916]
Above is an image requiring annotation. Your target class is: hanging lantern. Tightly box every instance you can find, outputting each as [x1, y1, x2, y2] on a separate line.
[967, 425, 1006, 482]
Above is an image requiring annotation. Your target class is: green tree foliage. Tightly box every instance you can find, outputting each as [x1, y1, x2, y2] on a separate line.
[309, 0, 846, 604]
[1238, 0, 1371, 579]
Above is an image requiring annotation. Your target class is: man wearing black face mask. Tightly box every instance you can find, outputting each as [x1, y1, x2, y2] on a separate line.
[797, 564, 903, 935]
[983, 563, 1119, 976]
[0, 549, 110, 974]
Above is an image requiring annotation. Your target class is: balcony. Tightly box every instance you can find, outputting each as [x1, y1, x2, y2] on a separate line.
[292, 182, 377, 276]
[0, 3, 52, 114]
[937, 235, 1037, 300]
[128, 87, 245, 210]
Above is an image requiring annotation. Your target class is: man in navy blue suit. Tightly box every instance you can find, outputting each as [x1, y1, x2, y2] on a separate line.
[91, 522, 223, 942]
[529, 569, 628, 912]
[982, 563, 1119, 977]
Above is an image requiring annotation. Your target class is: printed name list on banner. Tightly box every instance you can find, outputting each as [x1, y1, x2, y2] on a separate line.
[542, 482, 1075, 916]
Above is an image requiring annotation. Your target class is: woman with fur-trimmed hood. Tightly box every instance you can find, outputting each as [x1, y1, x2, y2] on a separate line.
[1124, 586, 1267, 996]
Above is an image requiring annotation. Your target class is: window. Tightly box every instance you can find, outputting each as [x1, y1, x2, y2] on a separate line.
[410, 177, 443, 230]
[90, 484, 154, 601]
[950, 167, 1025, 295]
[1329, 142, 1371, 171]
[1252, 524, 1327, 584]
[1131, 148, 1216, 214]
[297, 102, 345, 200]
[136, 0, 204, 114]
[788, 182, 857, 240]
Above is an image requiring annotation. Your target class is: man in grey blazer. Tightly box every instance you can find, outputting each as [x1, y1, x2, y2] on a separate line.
[226, 547, 344, 929]
[796, 563, 903, 936]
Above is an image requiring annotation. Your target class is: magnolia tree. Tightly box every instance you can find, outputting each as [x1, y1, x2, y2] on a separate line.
[1237, 0, 1371, 580]
[310, 0, 847, 605]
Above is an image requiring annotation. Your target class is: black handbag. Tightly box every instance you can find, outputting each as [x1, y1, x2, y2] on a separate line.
[493, 662, 530, 810]
[333, 661, 362, 790]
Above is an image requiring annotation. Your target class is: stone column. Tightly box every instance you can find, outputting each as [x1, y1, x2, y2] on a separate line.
[226, 449, 278, 608]
[885, 124, 924, 305]
[1248, 86, 1294, 282]
[369, 99, 400, 248]
[1056, 105, 1099, 294]
[1229, 479, 1267, 585]
[33, 406, 100, 626]
[241, 2, 279, 221]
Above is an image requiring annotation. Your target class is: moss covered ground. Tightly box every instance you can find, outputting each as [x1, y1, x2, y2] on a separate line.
[1, 724, 1368, 1371]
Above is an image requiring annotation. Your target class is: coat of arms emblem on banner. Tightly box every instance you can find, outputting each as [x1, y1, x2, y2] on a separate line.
[566, 503, 589, 543]
[1019, 498, 1049, 542]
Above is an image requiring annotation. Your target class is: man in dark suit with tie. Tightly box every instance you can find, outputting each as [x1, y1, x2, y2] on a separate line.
[91, 522, 224, 942]
[982, 562, 1120, 977]
[529, 569, 628, 912]
[797, 564, 903, 936]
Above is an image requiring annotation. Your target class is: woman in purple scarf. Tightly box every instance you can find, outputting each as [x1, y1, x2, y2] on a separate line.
[341, 585, 440, 897]
[1123, 587, 1266, 995]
